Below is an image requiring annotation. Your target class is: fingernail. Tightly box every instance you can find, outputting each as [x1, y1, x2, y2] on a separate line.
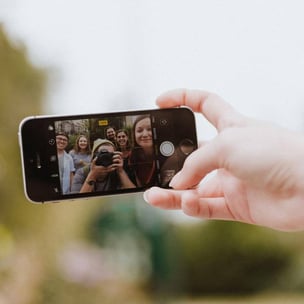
[143, 190, 150, 204]
[169, 172, 181, 188]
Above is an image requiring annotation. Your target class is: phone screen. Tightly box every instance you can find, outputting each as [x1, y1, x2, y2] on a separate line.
[19, 108, 197, 203]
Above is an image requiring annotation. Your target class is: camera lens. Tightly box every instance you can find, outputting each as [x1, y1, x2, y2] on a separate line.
[95, 150, 114, 167]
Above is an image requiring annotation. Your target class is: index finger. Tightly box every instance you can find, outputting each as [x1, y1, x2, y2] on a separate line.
[156, 89, 245, 131]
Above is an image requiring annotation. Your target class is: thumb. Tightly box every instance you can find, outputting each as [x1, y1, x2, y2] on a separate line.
[169, 139, 221, 190]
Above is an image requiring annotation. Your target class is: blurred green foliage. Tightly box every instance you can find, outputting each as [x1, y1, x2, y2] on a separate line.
[88, 202, 300, 296]
[162, 221, 295, 295]
[0, 24, 47, 230]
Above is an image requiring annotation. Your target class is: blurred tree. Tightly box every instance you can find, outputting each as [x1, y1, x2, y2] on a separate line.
[0, 25, 112, 304]
[88, 203, 297, 296]
[0, 24, 47, 230]
[0, 24, 50, 304]
[163, 221, 296, 295]
[88, 197, 170, 291]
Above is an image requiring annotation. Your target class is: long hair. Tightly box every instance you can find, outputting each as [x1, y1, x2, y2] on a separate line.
[132, 115, 150, 147]
[130, 115, 152, 162]
[73, 134, 91, 154]
[129, 115, 156, 186]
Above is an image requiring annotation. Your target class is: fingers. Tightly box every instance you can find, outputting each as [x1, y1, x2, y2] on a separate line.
[198, 173, 224, 197]
[181, 191, 234, 220]
[144, 187, 235, 221]
[112, 154, 123, 166]
[144, 187, 183, 210]
[169, 140, 221, 190]
[156, 89, 245, 131]
[155, 89, 249, 189]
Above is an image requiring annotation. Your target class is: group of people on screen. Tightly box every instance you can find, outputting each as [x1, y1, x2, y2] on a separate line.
[55, 115, 155, 194]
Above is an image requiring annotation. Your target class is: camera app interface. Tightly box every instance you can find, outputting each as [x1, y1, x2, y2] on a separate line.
[53, 112, 195, 195]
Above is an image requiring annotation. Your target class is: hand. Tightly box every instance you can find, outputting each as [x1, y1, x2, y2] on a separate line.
[111, 151, 124, 172]
[89, 158, 113, 180]
[144, 89, 304, 231]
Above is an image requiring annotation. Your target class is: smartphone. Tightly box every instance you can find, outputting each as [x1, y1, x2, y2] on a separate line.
[18, 107, 197, 203]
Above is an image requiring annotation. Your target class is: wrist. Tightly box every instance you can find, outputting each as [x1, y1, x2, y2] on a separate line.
[87, 171, 98, 180]
[86, 179, 96, 187]
[116, 166, 124, 173]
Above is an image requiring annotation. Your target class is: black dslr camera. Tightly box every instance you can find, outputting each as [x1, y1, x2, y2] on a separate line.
[95, 149, 114, 167]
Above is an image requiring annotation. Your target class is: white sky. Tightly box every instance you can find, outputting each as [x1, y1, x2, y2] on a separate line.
[1, 0, 304, 140]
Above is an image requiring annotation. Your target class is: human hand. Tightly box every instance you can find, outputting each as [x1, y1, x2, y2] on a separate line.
[144, 89, 304, 231]
[110, 151, 124, 172]
[89, 158, 113, 179]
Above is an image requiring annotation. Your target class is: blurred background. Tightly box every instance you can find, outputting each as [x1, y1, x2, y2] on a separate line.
[1, 0, 304, 303]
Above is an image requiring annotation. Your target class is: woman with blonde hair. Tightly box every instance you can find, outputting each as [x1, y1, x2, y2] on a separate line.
[69, 134, 91, 173]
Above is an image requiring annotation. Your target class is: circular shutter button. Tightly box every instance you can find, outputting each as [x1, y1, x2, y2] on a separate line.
[160, 141, 175, 157]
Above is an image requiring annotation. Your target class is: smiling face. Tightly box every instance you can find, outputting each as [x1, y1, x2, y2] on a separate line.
[135, 117, 153, 149]
[56, 134, 68, 152]
[78, 136, 88, 151]
[116, 131, 128, 147]
[106, 127, 116, 141]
